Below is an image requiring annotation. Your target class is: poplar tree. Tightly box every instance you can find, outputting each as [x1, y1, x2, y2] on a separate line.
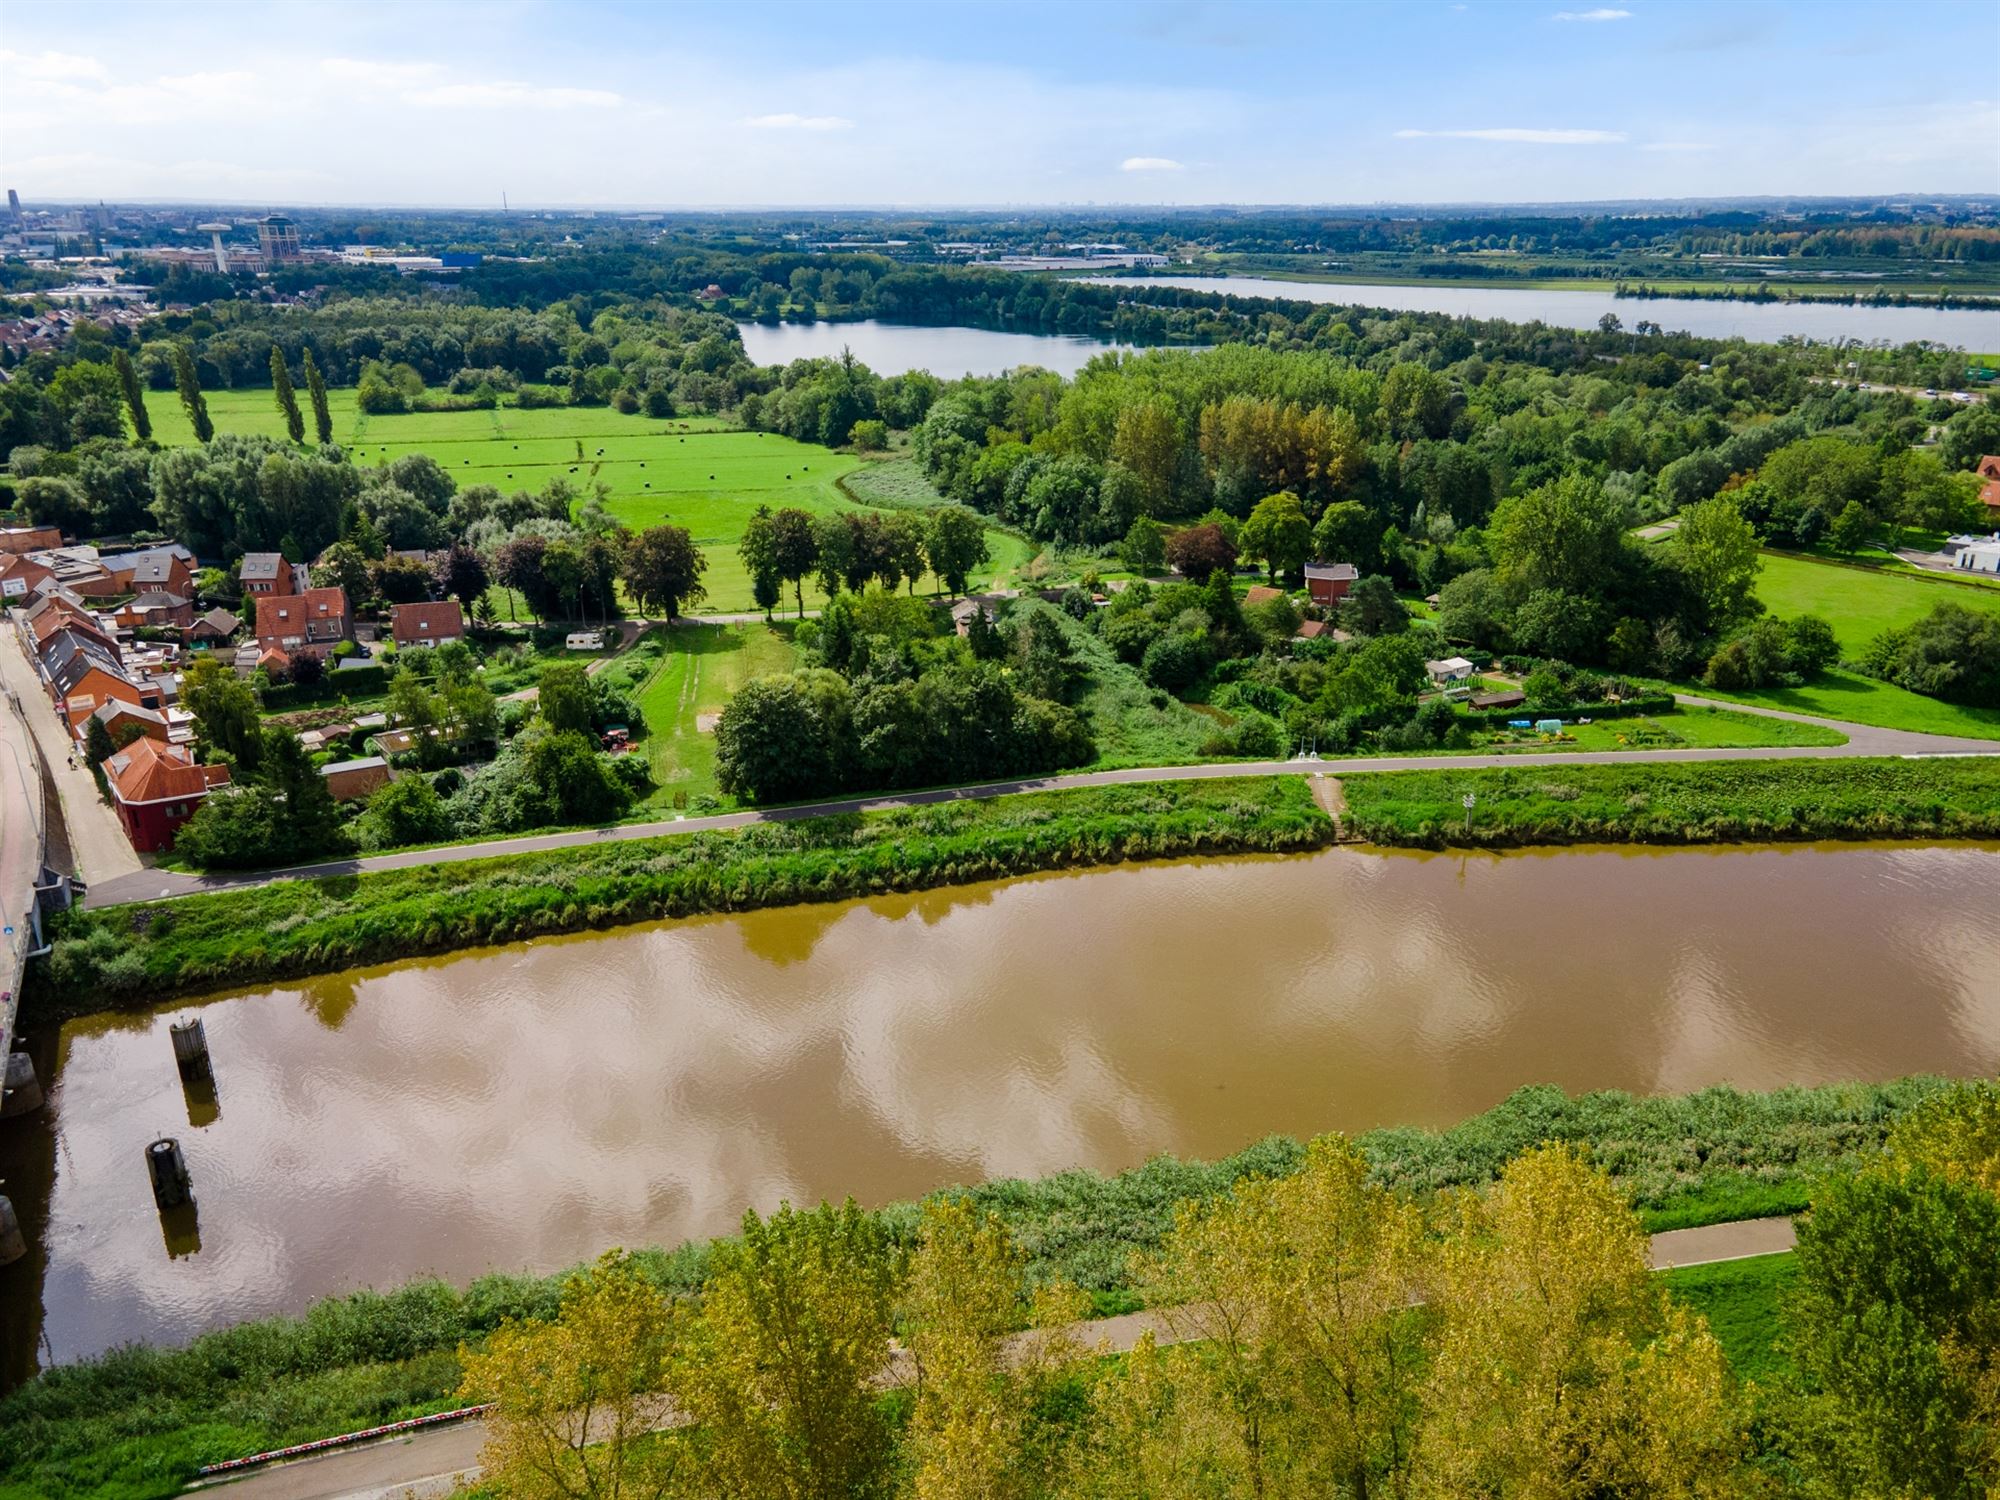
[112, 348, 151, 440]
[171, 342, 212, 444]
[269, 346, 304, 444]
[301, 347, 333, 445]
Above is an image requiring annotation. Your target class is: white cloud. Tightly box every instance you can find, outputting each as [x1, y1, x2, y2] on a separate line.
[1640, 140, 1716, 152]
[1551, 7, 1633, 20]
[319, 57, 445, 87]
[0, 48, 109, 81]
[1120, 156, 1185, 171]
[1395, 127, 1628, 144]
[744, 112, 854, 131]
[404, 81, 621, 110]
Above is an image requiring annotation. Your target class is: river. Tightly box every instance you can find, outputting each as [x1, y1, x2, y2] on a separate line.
[738, 319, 1134, 378]
[4, 841, 1999, 1377]
[1085, 274, 2000, 350]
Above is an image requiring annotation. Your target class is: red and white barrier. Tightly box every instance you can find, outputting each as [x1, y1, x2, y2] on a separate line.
[196, 1404, 495, 1476]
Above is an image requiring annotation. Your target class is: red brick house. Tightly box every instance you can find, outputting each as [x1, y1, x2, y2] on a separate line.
[94, 545, 196, 600]
[253, 587, 353, 661]
[390, 599, 465, 648]
[0, 551, 54, 602]
[1304, 561, 1359, 605]
[239, 551, 310, 595]
[112, 591, 196, 631]
[0, 524, 63, 555]
[1975, 455, 2000, 481]
[101, 737, 230, 852]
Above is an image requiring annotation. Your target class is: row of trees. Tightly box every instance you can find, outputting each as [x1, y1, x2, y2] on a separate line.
[739, 502, 989, 615]
[462, 1078, 2000, 1500]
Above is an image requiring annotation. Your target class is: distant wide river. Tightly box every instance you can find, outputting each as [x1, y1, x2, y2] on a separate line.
[4, 842, 1999, 1379]
[1085, 274, 2000, 349]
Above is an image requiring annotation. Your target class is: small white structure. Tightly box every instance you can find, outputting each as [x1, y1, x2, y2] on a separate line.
[566, 630, 606, 650]
[1425, 656, 1475, 685]
[1954, 538, 2000, 576]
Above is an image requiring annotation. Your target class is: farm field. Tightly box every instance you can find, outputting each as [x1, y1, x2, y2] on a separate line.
[142, 389, 1026, 612]
[630, 620, 798, 808]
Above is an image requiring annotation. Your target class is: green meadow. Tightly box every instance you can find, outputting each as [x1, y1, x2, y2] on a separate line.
[143, 389, 1025, 611]
[1695, 550, 2000, 738]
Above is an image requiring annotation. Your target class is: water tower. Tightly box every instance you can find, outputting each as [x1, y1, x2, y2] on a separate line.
[196, 222, 230, 274]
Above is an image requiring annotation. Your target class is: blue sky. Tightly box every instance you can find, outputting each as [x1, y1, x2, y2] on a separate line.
[1, 0, 1994, 206]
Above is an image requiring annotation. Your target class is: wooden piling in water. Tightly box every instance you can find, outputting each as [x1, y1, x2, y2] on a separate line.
[169, 1018, 211, 1081]
[0, 1195, 23, 1266]
[145, 1137, 193, 1210]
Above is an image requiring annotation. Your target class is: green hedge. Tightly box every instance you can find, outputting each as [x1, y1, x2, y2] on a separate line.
[1455, 691, 1678, 729]
[1341, 756, 2000, 848]
[30, 778, 1334, 1014]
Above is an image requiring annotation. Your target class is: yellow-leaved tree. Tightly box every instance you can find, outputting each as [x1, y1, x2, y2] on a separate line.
[1414, 1144, 1746, 1498]
[456, 1250, 685, 1500]
[901, 1198, 1089, 1500]
[671, 1200, 899, 1500]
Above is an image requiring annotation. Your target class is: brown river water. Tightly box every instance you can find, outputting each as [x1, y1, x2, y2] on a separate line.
[4, 841, 1999, 1379]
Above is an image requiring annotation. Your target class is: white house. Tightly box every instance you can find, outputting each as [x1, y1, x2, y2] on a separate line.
[1425, 656, 1475, 685]
[1956, 539, 2000, 576]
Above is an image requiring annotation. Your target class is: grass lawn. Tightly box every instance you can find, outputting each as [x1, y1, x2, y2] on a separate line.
[1477, 707, 1845, 753]
[144, 391, 1030, 613]
[631, 620, 797, 807]
[1755, 550, 2000, 652]
[1660, 1252, 1797, 1384]
[1685, 667, 2000, 739]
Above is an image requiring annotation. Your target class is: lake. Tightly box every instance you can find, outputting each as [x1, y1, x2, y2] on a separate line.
[738, 319, 1135, 378]
[1086, 274, 2000, 350]
[4, 841, 1998, 1376]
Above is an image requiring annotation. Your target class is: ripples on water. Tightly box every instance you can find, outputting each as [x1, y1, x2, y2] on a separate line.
[4, 842, 1998, 1370]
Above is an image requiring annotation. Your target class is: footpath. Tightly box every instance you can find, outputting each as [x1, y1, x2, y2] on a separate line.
[201, 1214, 1798, 1500]
[84, 694, 2000, 910]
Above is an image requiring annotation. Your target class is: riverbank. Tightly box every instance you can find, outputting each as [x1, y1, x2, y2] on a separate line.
[0, 1074, 1949, 1498]
[28, 778, 1334, 1017]
[1341, 756, 2000, 849]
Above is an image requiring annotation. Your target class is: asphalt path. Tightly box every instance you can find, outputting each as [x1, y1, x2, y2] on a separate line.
[200, 1214, 1798, 1500]
[85, 694, 2000, 909]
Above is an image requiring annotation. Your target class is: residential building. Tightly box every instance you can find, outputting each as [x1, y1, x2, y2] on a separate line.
[390, 599, 465, 648]
[187, 607, 240, 646]
[35, 627, 159, 733]
[252, 586, 353, 661]
[1242, 585, 1285, 607]
[239, 551, 308, 595]
[0, 551, 54, 600]
[112, 591, 195, 631]
[101, 737, 230, 852]
[90, 544, 196, 599]
[89, 697, 169, 745]
[1304, 561, 1359, 605]
[1976, 455, 2000, 481]
[23, 592, 115, 653]
[1425, 656, 1476, 685]
[321, 756, 392, 801]
[0, 524, 62, 555]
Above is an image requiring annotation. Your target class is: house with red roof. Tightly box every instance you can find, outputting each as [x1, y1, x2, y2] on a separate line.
[390, 599, 465, 648]
[253, 586, 353, 662]
[100, 737, 231, 852]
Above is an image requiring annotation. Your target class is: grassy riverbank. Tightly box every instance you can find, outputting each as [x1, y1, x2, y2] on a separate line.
[29, 779, 1334, 1017]
[1340, 756, 2000, 849]
[0, 1075, 1945, 1500]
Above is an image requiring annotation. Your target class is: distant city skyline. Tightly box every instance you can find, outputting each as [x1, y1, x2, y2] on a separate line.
[1, 0, 1995, 208]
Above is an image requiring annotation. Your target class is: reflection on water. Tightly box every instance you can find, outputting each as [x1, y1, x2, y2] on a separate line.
[736, 319, 1136, 379]
[3, 842, 1999, 1376]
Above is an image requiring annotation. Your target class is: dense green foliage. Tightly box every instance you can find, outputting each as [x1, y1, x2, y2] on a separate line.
[0, 1074, 1965, 1500]
[32, 779, 1332, 1010]
[1340, 756, 2000, 847]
